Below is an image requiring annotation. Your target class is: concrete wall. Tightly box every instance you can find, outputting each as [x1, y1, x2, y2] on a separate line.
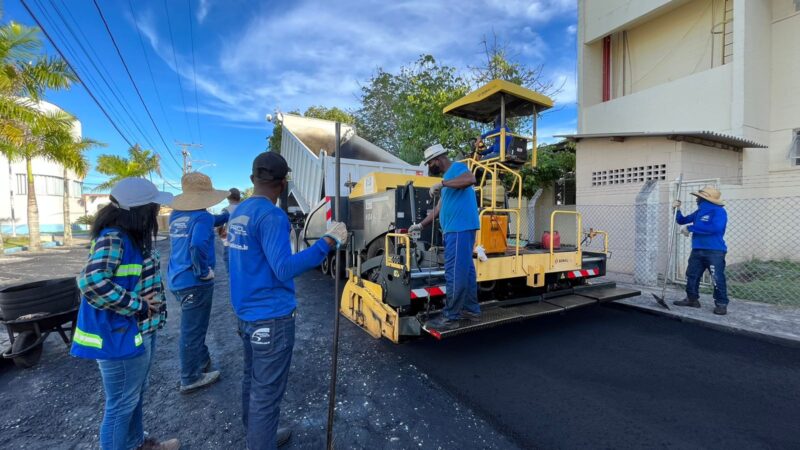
[768, 1, 800, 178]
[582, 0, 690, 43]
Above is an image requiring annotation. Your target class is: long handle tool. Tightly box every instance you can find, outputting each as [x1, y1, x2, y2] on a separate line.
[326, 122, 343, 449]
[652, 173, 683, 309]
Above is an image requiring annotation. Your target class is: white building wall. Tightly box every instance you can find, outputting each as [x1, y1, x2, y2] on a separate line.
[0, 100, 84, 234]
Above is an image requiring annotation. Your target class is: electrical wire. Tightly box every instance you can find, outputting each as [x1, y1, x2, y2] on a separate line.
[186, 0, 202, 142]
[91, 0, 183, 172]
[20, 0, 134, 148]
[163, 0, 195, 142]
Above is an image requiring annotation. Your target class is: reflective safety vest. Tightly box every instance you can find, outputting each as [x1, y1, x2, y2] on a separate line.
[71, 228, 146, 360]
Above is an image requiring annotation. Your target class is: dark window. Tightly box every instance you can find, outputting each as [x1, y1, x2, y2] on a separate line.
[555, 175, 576, 206]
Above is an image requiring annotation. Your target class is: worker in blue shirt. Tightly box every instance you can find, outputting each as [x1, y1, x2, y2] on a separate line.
[228, 151, 347, 450]
[168, 172, 230, 393]
[475, 115, 512, 160]
[410, 144, 480, 331]
[673, 186, 729, 315]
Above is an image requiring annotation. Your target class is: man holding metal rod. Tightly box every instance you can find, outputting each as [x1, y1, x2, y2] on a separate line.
[227, 152, 347, 450]
[410, 144, 481, 331]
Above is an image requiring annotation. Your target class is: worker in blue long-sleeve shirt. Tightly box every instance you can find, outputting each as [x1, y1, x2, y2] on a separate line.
[228, 152, 347, 450]
[673, 186, 729, 315]
[475, 115, 512, 160]
[168, 172, 231, 394]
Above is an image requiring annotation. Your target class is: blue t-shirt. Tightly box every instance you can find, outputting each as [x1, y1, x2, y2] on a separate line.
[439, 162, 479, 233]
[228, 196, 330, 322]
[168, 210, 216, 291]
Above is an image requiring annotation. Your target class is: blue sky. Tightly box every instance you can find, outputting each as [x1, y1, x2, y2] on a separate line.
[5, 0, 578, 193]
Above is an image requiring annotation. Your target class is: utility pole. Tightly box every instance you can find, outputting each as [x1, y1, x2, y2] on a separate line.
[176, 141, 202, 175]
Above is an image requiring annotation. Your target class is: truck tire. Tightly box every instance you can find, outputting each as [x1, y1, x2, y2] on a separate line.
[320, 255, 331, 275]
[330, 252, 346, 280]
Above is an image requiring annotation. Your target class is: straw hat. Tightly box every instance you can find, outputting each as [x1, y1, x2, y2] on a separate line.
[171, 172, 229, 211]
[690, 186, 725, 205]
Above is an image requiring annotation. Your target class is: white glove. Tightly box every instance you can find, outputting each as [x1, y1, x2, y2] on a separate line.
[199, 268, 215, 281]
[429, 182, 443, 197]
[672, 200, 681, 209]
[323, 221, 348, 248]
[408, 223, 423, 234]
[680, 226, 691, 237]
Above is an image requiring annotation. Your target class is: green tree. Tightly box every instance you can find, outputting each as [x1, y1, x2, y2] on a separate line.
[513, 140, 576, 198]
[95, 144, 161, 191]
[56, 134, 104, 245]
[0, 19, 77, 251]
[357, 55, 478, 164]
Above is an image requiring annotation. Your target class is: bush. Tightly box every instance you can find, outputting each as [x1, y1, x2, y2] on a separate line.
[75, 215, 95, 226]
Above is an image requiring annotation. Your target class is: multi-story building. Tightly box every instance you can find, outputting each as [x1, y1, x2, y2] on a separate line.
[566, 0, 799, 204]
[0, 100, 84, 234]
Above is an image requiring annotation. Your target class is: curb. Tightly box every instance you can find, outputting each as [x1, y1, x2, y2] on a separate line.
[613, 301, 800, 349]
[2, 241, 63, 255]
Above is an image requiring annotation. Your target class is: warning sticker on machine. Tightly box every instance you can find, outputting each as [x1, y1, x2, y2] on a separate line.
[364, 176, 375, 194]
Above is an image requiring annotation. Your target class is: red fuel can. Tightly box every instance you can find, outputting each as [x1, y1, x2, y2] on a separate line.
[542, 231, 561, 250]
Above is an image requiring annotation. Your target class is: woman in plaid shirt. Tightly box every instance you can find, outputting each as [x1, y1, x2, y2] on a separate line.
[74, 178, 178, 450]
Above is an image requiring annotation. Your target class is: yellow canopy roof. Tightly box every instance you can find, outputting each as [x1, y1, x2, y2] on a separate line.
[443, 79, 554, 123]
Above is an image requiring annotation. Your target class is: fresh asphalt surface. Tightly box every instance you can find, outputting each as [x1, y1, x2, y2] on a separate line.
[395, 305, 800, 449]
[1, 244, 799, 449]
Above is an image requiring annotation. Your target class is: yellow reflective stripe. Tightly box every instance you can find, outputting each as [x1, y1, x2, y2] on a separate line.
[74, 328, 103, 349]
[116, 264, 142, 277]
[134, 333, 143, 347]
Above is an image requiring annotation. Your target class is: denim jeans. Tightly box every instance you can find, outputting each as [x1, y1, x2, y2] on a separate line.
[173, 283, 214, 385]
[686, 249, 729, 306]
[97, 333, 156, 450]
[443, 230, 480, 320]
[238, 313, 295, 450]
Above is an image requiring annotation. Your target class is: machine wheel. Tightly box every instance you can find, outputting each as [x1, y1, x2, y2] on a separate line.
[12, 331, 43, 369]
[330, 252, 346, 280]
[366, 237, 395, 260]
[320, 255, 332, 275]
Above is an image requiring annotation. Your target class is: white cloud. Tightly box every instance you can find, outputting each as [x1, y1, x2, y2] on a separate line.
[134, 0, 576, 125]
[552, 73, 577, 105]
[567, 24, 577, 35]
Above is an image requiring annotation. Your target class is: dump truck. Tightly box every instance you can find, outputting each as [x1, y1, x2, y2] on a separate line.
[272, 114, 426, 274]
[336, 79, 641, 342]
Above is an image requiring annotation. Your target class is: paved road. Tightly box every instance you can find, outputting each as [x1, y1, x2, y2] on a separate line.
[393, 305, 800, 449]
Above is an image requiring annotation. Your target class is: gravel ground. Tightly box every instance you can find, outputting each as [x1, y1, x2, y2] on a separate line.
[0, 241, 517, 449]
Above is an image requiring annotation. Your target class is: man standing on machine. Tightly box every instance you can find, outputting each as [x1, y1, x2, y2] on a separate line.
[410, 144, 481, 331]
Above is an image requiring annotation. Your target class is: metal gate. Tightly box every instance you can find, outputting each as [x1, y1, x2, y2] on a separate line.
[669, 178, 720, 287]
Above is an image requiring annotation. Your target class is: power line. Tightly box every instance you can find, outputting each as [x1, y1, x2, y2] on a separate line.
[91, 0, 183, 172]
[20, 0, 135, 149]
[126, 0, 176, 141]
[186, 0, 202, 142]
[163, 0, 195, 142]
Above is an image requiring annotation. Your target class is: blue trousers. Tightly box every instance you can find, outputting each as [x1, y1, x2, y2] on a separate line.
[239, 313, 295, 450]
[172, 283, 214, 385]
[443, 230, 480, 320]
[97, 333, 156, 450]
[686, 249, 729, 306]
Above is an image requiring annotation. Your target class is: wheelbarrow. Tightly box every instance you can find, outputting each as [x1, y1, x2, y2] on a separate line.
[0, 278, 80, 369]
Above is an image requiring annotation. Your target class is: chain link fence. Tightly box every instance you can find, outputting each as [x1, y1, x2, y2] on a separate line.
[516, 187, 800, 307]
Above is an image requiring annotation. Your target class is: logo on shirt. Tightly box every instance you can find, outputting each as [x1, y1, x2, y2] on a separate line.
[700, 214, 711, 222]
[169, 216, 190, 238]
[228, 215, 250, 250]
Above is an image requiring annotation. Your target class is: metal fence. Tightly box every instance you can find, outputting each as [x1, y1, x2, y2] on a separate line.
[517, 187, 800, 307]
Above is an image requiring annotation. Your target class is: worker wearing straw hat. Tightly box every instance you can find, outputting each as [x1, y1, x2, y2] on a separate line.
[672, 186, 729, 315]
[167, 172, 230, 393]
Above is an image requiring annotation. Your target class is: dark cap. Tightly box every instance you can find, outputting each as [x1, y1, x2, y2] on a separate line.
[252, 152, 291, 181]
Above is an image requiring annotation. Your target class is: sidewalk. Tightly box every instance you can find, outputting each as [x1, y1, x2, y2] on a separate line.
[614, 282, 800, 347]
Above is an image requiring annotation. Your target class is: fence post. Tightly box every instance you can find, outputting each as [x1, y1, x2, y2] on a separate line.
[634, 180, 659, 285]
[527, 188, 543, 243]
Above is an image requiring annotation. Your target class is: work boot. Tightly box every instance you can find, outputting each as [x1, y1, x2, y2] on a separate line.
[139, 437, 181, 450]
[673, 298, 701, 308]
[460, 311, 481, 323]
[277, 427, 292, 447]
[179, 370, 220, 394]
[424, 315, 460, 331]
[713, 304, 728, 315]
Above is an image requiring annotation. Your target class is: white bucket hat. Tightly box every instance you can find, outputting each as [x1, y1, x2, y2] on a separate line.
[110, 178, 173, 210]
[422, 143, 449, 164]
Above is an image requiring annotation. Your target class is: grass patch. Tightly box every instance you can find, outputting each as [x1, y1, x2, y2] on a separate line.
[2, 236, 29, 248]
[700, 259, 800, 307]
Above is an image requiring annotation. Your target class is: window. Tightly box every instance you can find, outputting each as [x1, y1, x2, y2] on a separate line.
[555, 175, 576, 206]
[591, 164, 667, 186]
[71, 181, 83, 198]
[16, 174, 27, 195]
[34, 175, 64, 196]
[792, 129, 800, 166]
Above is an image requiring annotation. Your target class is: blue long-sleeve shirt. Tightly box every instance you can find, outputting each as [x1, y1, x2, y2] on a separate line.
[228, 196, 331, 321]
[480, 125, 512, 156]
[168, 210, 216, 291]
[676, 201, 728, 251]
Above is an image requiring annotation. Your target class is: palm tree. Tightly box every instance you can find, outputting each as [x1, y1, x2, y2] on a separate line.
[0, 20, 76, 251]
[94, 144, 161, 191]
[53, 133, 104, 245]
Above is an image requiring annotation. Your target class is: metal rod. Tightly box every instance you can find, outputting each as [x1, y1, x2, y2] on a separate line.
[659, 174, 684, 302]
[326, 122, 342, 449]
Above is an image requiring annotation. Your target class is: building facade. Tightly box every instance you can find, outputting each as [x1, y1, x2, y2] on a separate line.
[0, 100, 84, 234]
